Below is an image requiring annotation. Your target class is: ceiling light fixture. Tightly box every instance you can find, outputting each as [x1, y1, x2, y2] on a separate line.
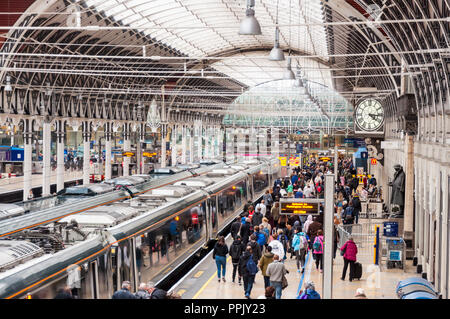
[283, 57, 295, 80]
[269, 27, 285, 61]
[239, 0, 262, 35]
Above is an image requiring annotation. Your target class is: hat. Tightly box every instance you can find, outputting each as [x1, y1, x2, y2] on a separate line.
[355, 288, 365, 296]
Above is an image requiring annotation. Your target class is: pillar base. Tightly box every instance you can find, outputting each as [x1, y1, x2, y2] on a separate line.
[421, 272, 427, 280]
[413, 257, 418, 266]
[417, 264, 422, 273]
[403, 230, 415, 260]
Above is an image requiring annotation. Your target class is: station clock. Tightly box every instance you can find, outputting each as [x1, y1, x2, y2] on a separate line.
[355, 99, 385, 132]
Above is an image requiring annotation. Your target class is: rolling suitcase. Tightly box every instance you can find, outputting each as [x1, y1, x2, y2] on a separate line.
[353, 262, 362, 280]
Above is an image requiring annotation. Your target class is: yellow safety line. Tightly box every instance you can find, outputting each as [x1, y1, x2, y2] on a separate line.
[192, 257, 231, 299]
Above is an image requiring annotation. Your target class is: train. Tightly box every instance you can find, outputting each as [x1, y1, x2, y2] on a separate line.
[0, 158, 280, 299]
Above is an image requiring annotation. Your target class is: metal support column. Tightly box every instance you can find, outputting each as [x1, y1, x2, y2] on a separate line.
[42, 120, 51, 196]
[171, 124, 177, 166]
[161, 124, 167, 168]
[181, 125, 187, 164]
[104, 123, 112, 180]
[82, 121, 91, 185]
[189, 127, 194, 163]
[123, 124, 131, 177]
[56, 120, 65, 192]
[323, 173, 335, 299]
[23, 120, 33, 201]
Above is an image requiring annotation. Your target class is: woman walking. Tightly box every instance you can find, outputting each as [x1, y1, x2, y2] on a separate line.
[213, 236, 229, 282]
[340, 237, 358, 281]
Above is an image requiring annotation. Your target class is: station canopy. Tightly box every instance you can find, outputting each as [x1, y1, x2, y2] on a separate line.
[80, 0, 341, 129]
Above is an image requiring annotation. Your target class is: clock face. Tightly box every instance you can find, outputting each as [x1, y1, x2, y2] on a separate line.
[355, 99, 384, 131]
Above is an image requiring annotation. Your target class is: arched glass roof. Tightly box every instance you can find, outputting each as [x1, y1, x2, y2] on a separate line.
[82, 0, 330, 87]
[223, 79, 354, 135]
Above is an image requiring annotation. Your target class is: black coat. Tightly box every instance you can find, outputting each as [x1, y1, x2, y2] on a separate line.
[251, 212, 263, 227]
[240, 223, 251, 242]
[229, 239, 245, 262]
[230, 221, 241, 239]
[213, 242, 229, 259]
[239, 251, 252, 277]
[249, 240, 261, 262]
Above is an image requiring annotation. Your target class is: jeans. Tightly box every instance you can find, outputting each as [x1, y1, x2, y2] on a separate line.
[342, 258, 355, 281]
[215, 256, 226, 279]
[243, 275, 255, 297]
[263, 276, 270, 288]
[270, 281, 283, 299]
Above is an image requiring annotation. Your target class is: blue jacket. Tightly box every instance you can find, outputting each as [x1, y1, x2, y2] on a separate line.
[256, 231, 266, 246]
[298, 289, 321, 299]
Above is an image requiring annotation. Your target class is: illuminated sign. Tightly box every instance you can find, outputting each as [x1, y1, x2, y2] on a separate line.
[279, 199, 322, 215]
[278, 156, 288, 167]
[143, 152, 157, 157]
[371, 158, 377, 165]
[289, 157, 301, 167]
[319, 157, 331, 162]
[122, 152, 135, 157]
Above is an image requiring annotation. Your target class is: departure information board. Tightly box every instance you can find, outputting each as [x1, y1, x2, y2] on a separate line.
[279, 199, 321, 215]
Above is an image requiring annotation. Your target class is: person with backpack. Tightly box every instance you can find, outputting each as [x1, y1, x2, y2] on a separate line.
[258, 245, 274, 289]
[266, 254, 288, 299]
[248, 234, 262, 264]
[298, 281, 321, 299]
[239, 246, 258, 299]
[291, 229, 308, 273]
[342, 201, 355, 226]
[263, 190, 273, 214]
[212, 236, 229, 282]
[312, 229, 324, 272]
[230, 235, 245, 285]
[340, 237, 358, 282]
[276, 229, 289, 262]
[307, 217, 322, 251]
[260, 217, 272, 239]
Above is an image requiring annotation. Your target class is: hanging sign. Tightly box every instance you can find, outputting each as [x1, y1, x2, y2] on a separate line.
[122, 152, 135, 157]
[371, 158, 378, 165]
[143, 152, 157, 157]
[279, 198, 322, 215]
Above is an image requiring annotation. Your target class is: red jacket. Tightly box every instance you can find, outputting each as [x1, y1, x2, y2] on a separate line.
[341, 240, 358, 261]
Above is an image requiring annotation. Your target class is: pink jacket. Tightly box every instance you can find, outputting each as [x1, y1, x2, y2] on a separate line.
[341, 240, 358, 261]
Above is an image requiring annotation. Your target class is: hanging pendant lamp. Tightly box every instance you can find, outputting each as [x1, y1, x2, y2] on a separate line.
[283, 57, 295, 80]
[239, 0, 262, 35]
[269, 27, 285, 61]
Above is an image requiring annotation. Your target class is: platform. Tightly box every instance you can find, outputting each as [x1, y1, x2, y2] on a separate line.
[171, 219, 418, 299]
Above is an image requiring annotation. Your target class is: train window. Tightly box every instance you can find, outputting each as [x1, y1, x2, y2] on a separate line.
[97, 252, 112, 299]
[253, 172, 268, 194]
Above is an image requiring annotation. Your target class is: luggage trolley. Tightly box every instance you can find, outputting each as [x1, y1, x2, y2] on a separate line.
[380, 237, 405, 269]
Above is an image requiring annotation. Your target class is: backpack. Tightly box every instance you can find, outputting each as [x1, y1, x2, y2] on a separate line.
[246, 257, 258, 275]
[313, 237, 322, 252]
[345, 207, 354, 221]
[299, 235, 308, 250]
[278, 235, 288, 251]
[230, 243, 242, 260]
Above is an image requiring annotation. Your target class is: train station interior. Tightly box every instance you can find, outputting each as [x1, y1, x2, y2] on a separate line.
[0, 0, 449, 301]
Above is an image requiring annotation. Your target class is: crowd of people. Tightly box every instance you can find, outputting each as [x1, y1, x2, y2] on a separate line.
[103, 156, 372, 300]
[209, 157, 372, 299]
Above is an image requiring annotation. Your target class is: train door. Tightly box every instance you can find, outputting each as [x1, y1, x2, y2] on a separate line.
[207, 196, 218, 240]
[131, 237, 139, 290]
[89, 260, 100, 299]
[111, 245, 120, 292]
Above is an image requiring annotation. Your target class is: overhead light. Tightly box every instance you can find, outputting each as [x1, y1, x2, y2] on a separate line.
[269, 27, 284, 61]
[239, 0, 262, 35]
[283, 57, 295, 80]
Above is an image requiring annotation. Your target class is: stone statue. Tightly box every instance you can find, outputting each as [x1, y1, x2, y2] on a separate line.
[389, 164, 405, 216]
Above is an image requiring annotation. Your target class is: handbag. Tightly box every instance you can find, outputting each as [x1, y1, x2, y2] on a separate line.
[282, 275, 288, 290]
[340, 245, 346, 256]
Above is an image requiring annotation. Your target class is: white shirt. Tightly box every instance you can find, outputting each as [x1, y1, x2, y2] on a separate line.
[256, 203, 266, 216]
[268, 240, 285, 260]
